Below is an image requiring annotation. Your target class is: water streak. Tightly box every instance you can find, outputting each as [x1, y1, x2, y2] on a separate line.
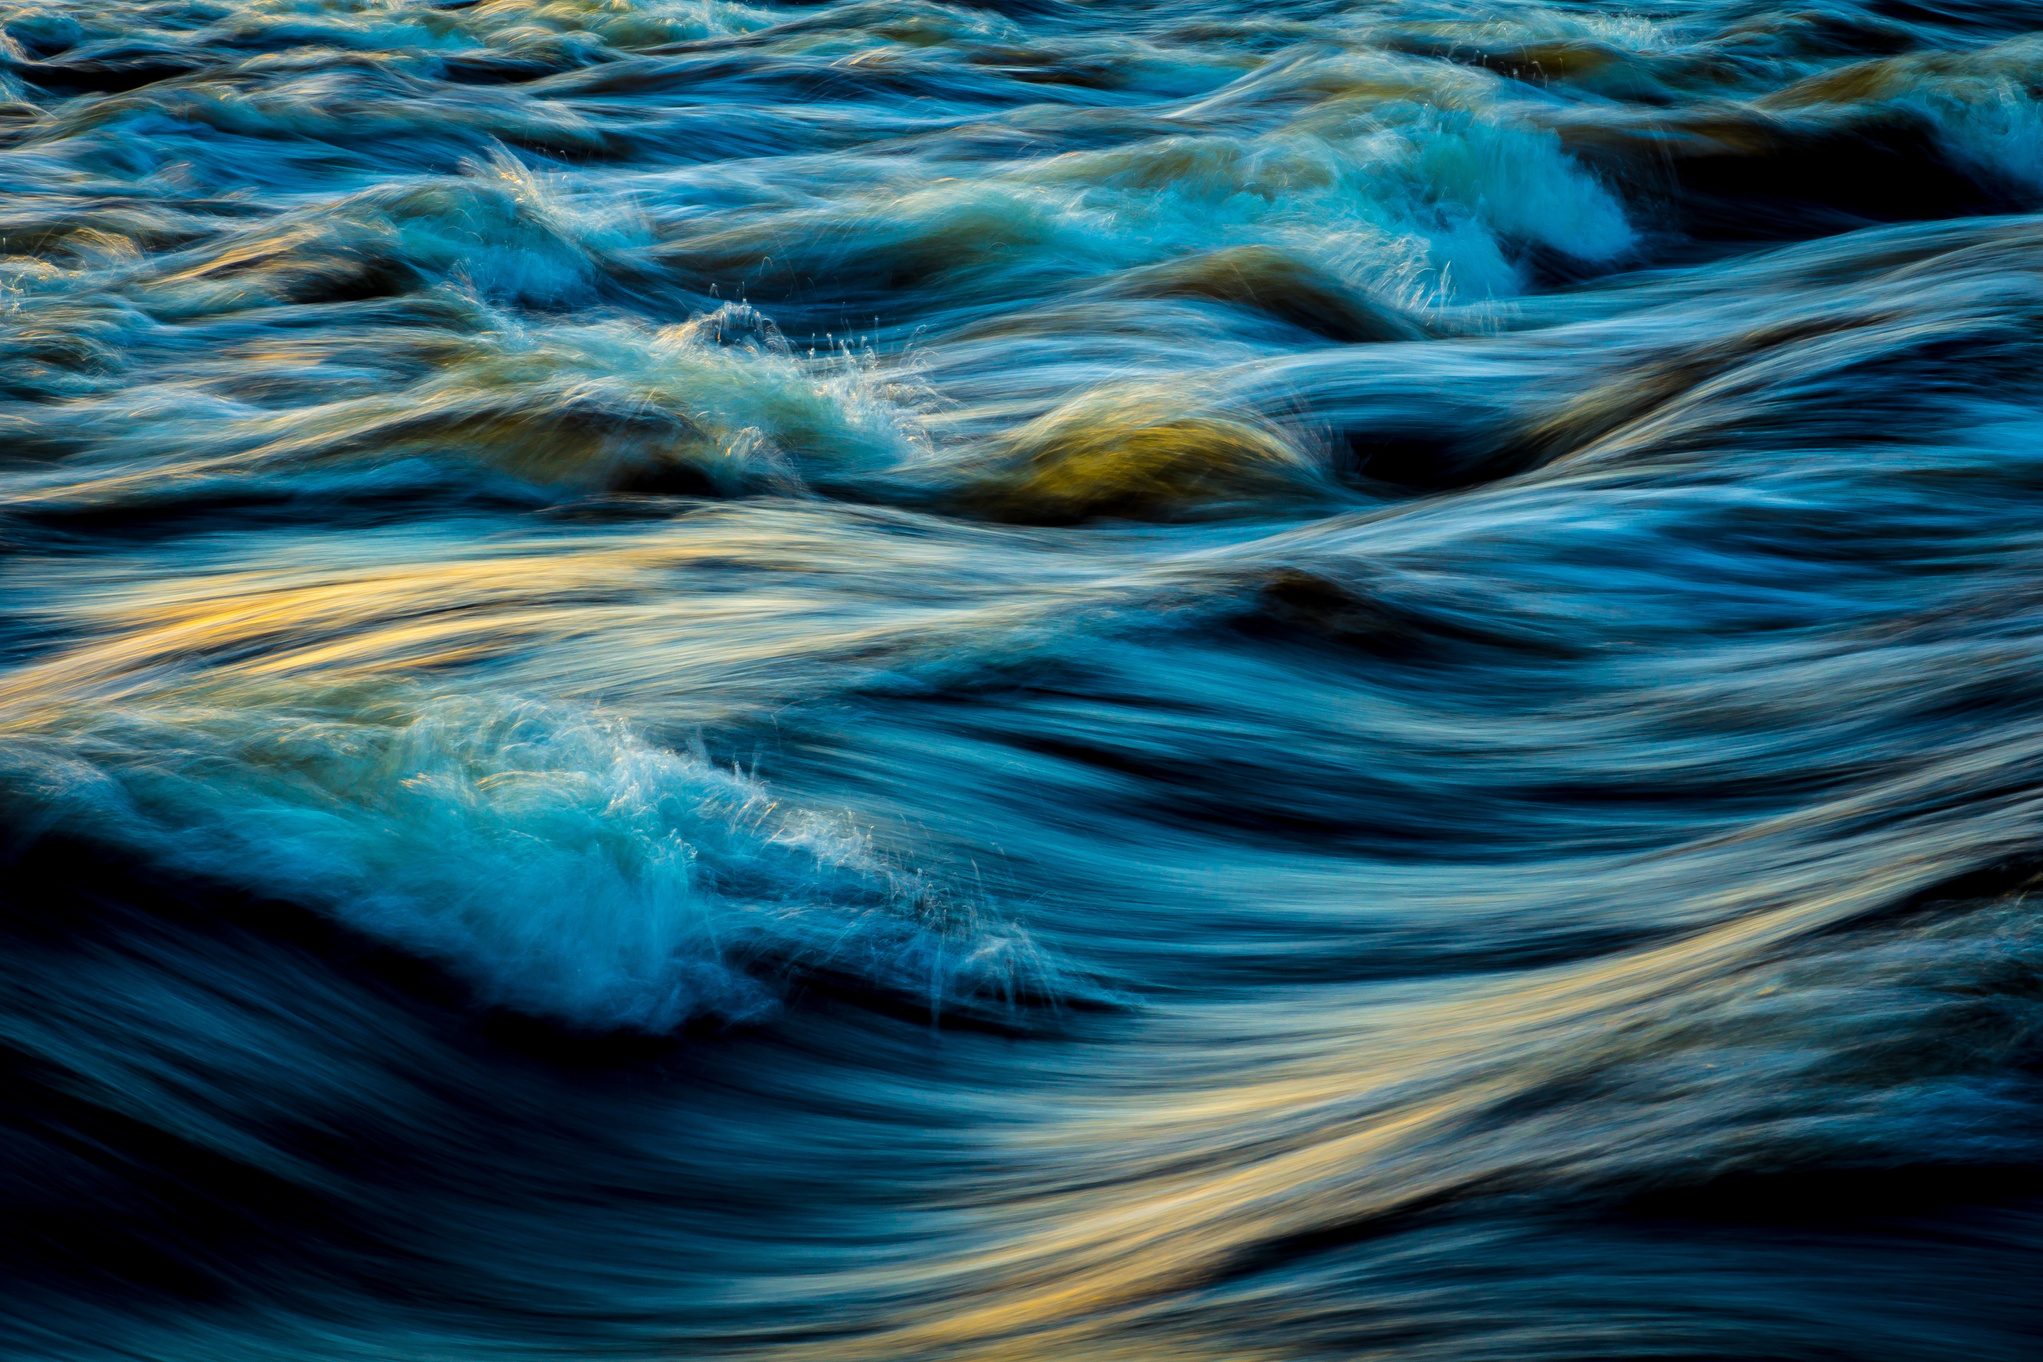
[4, 1, 2043, 1358]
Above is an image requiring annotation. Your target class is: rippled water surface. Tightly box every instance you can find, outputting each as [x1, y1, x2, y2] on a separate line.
[6, 0, 2043, 1357]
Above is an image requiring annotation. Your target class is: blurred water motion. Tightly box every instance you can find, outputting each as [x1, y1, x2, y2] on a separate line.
[4, 0, 2043, 1357]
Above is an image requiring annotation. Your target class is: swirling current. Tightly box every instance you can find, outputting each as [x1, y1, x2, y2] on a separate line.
[5, 0, 2043, 1357]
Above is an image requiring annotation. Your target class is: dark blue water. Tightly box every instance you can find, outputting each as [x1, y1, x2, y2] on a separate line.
[4, 1, 2043, 1357]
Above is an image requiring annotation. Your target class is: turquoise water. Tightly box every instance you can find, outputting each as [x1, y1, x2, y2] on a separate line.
[4, 1, 2043, 1357]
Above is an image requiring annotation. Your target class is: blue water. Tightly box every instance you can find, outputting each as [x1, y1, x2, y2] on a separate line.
[4, 1, 2043, 1357]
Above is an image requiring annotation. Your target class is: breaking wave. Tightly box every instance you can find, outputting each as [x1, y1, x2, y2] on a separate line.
[7, 1, 2043, 1360]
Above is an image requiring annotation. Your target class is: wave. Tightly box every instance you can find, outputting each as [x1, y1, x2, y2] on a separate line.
[2, 687, 1060, 1029]
[9, 0, 2043, 1359]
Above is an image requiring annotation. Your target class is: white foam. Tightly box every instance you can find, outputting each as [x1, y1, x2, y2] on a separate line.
[643, 49, 1638, 310]
[5, 692, 1045, 1030]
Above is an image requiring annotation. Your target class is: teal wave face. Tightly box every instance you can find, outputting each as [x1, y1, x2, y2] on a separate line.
[5, 1, 2043, 1359]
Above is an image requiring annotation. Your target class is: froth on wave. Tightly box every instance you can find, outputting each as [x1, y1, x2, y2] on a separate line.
[1, 690, 1069, 1031]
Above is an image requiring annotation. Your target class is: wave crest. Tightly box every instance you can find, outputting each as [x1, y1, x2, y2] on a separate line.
[3, 691, 1059, 1031]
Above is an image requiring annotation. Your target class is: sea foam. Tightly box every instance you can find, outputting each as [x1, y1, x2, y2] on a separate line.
[3, 691, 1045, 1030]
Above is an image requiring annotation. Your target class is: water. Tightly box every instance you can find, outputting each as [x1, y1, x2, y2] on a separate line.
[5, 0, 2043, 1356]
